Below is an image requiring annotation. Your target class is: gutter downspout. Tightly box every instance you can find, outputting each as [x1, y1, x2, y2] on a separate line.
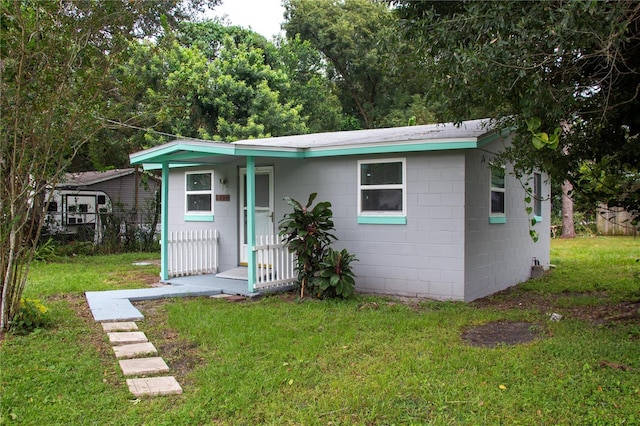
[246, 156, 256, 293]
[160, 162, 169, 281]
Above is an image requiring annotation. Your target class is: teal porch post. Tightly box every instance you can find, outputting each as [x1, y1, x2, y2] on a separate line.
[246, 156, 256, 292]
[160, 162, 170, 281]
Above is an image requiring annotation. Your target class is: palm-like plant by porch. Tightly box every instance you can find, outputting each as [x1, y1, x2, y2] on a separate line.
[278, 193, 337, 298]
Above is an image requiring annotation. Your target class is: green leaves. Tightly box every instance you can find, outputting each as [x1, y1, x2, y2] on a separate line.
[314, 248, 358, 299]
[526, 117, 561, 150]
[279, 194, 357, 299]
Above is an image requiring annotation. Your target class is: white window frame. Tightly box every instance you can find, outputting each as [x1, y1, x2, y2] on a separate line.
[533, 172, 542, 219]
[357, 158, 406, 217]
[490, 165, 506, 219]
[185, 171, 214, 216]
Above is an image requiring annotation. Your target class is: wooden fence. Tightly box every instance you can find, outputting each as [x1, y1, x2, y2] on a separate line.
[167, 229, 218, 277]
[253, 234, 297, 290]
[597, 206, 638, 236]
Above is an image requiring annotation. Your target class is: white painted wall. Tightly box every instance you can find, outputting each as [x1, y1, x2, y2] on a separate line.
[165, 144, 550, 301]
[463, 138, 551, 301]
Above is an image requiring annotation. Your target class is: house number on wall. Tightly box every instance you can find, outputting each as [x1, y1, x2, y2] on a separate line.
[216, 194, 230, 202]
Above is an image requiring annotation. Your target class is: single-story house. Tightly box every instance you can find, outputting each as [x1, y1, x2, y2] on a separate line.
[45, 168, 160, 234]
[129, 119, 550, 302]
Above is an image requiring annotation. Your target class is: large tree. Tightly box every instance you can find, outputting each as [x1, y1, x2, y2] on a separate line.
[0, 0, 217, 332]
[88, 21, 341, 169]
[284, 0, 426, 129]
[393, 0, 640, 219]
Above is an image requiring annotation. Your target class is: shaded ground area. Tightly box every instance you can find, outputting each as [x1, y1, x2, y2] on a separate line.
[471, 286, 640, 326]
[465, 285, 640, 347]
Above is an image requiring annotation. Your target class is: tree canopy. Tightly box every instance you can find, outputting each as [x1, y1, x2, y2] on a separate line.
[392, 0, 640, 216]
[0, 0, 219, 331]
[284, 0, 435, 129]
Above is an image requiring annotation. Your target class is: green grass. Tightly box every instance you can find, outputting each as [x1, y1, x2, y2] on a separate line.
[2, 238, 639, 425]
[526, 236, 640, 296]
[22, 253, 161, 298]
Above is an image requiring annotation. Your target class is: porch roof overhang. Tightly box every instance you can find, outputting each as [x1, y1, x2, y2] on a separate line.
[129, 118, 506, 168]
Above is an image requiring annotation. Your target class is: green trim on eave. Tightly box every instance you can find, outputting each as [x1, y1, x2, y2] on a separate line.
[304, 141, 478, 158]
[477, 132, 501, 146]
[234, 148, 304, 158]
[184, 214, 214, 222]
[130, 143, 236, 164]
[142, 162, 207, 171]
[489, 216, 507, 224]
[358, 216, 407, 225]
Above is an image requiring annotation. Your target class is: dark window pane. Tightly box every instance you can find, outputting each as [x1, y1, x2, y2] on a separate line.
[361, 162, 402, 185]
[361, 189, 403, 211]
[47, 202, 58, 212]
[187, 194, 212, 211]
[491, 191, 504, 214]
[534, 173, 542, 216]
[187, 173, 211, 191]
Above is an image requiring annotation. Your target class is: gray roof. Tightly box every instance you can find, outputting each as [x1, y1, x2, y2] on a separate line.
[130, 118, 503, 167]
[232, 118, 495, 149]
[60, 169, 136, 187]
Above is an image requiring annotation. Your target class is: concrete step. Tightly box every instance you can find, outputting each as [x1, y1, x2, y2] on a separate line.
[102, 322, 139, 332]
[126, 376, 183, 397]
[112, 342, 158, 359]
[127, 376, 182, 397]
[119, 357, 170, 376]
[107, 331, 148, 345]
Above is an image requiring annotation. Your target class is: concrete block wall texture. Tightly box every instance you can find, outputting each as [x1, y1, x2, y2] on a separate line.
[463, 139, 551, 301]
[164, 140, 550, 301]
[269, 153, 467, 300]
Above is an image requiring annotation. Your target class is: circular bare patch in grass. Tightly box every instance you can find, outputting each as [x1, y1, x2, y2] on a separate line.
[461, 321, 543, 348]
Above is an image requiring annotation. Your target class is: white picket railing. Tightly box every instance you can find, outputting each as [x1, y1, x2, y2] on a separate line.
[167, 229, 218, 277]
[253, 235, 297, 290]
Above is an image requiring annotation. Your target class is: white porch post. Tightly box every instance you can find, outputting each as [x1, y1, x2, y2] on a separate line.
[160, 162, 169, 281]
[246, 156, 256, 292]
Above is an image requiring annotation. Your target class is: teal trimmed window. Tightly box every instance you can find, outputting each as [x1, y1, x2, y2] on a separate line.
[490, 165, 506, 224]
[533, 172, 542, 218]
[357, 158, 406, 224]
[185, 171, 214, 217]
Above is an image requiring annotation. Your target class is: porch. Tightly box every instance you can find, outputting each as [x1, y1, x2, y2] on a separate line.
[164, 268, 295, 297]
[165, 229, 297, 293]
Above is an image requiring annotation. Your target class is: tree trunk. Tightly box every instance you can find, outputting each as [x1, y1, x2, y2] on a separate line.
[561, 180, 575, 238]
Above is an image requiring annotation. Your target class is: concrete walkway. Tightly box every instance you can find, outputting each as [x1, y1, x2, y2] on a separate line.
[85, 272, 291, 397]
[85, 274, 260, 322]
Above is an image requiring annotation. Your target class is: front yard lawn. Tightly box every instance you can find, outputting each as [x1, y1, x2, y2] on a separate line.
[1, 237, 639, 425]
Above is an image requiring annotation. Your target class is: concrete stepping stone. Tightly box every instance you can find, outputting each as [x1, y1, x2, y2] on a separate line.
[113, 342, 158, 359]
[210, 294, 233, 299]
[108, 331, 148, 345]
[102, 322, 139, 332]
[126, 376, 183, 397]
[119, 357, 169, 376]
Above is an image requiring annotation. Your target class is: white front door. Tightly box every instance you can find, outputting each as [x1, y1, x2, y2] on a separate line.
[240, 166, 274, 264]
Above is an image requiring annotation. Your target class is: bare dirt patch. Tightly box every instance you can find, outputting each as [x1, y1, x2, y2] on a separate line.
[471, 286, 640, 326]
[461, 321, 543, 348]
[133, 299, 205, 385]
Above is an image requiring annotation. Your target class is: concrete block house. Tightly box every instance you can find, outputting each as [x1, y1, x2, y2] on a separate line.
[130, 119, 550, 301]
